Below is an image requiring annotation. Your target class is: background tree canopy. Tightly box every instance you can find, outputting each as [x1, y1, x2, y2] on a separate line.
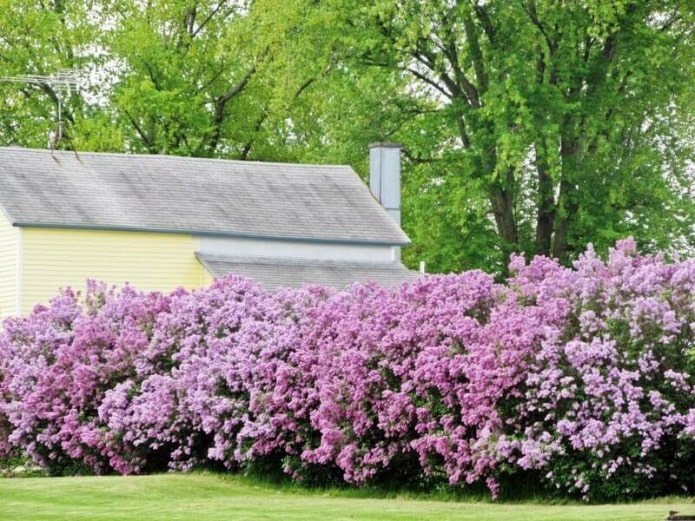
[0, 0, 693, 274]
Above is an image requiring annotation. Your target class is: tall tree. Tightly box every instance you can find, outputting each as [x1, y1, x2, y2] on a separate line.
[94, 0, 316, 158]
[321, 0, 695, 268]
[0, 0, 102, 148]
[1, 0, 693, 273]
[0, 0, 333, 159]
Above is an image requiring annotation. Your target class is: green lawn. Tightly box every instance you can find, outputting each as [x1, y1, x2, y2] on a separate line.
[0, 473, 692, 521]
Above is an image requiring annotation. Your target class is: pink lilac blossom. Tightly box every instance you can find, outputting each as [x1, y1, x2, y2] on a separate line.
[0, 239, 692, 500]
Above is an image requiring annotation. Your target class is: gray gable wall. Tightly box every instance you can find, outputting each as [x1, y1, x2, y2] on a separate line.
[0, 148, 409, 245]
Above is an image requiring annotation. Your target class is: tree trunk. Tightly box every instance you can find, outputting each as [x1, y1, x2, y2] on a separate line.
[552, 134, 582, 263]
[551, 181, 573, 263]
[489, 167, 518, 248]
[534, 140, 555, 256]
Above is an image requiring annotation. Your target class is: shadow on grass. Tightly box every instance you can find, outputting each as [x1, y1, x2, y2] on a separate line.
[215, 460, 572, 506]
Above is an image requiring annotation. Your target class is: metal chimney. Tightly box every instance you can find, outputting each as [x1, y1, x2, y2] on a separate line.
[369, 142, 401, 226]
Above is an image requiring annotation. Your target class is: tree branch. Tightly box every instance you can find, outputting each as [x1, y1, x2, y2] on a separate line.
[411, 47, 463, 102]
[441, 32, 480, 107]
[473, 3, 496, 43]
[217, 60, 258, 106]
[141, 60, 162, 90]
[124, 108, 156, 152]
[240, 77, 317, 160]
[191, 1, 237, 39]
[522, 0, 555, 56]
[462, 12, 488, 93]
[185, 3, 199, 37]
[407, 67, 453, 98]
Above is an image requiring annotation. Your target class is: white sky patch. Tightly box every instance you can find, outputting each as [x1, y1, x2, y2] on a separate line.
[77, 57, 127, 106]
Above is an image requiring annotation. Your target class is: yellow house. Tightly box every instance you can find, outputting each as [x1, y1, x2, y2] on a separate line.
[0, 146, 415, 318]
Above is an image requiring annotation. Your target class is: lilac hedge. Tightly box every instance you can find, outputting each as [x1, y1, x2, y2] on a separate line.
[0, 239, 693, 500]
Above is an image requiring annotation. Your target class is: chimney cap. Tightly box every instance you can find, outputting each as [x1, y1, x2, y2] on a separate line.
[369, 142, 402, 149]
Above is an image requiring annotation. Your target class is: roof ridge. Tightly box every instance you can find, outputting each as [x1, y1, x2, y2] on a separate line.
[0, 146, 352, 169]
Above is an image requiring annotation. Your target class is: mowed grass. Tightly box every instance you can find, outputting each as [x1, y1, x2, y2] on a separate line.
[0, 473, 692, 521]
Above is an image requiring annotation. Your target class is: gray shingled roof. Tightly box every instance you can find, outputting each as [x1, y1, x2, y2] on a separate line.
[196, 253, 420, 290]
[0, 147, 409, 245]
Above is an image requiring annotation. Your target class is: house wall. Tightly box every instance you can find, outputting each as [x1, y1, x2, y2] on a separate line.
[201, 265, 214, 286]
[14, 227, 403, 315]
[21, 228, 207, 314]
[0, 212, 18, 319]
[197, 236, 399, 262]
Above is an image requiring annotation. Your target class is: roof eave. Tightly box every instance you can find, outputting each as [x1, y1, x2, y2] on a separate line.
[13, 222, 410, 247]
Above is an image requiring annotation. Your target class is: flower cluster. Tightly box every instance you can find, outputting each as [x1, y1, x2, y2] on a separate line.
[505, 239, 695, 498]
[0, 240, 692, 500]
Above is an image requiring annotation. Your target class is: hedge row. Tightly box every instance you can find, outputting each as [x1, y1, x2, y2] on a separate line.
[1, 239, 693, 500]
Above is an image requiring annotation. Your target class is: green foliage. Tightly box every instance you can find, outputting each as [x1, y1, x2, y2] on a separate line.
[0, 0, 693, 272]
[397, 1, 693, 269]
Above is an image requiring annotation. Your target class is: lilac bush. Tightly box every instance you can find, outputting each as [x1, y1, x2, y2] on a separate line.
[98, 276, 329, 473]
[504, 239, 695, 499]
[276, 273, 532, 491]
[0, 282, 169, 473]
[231, 285, 332, 474]
[0, 239, 692, 500]
[97, 275, 273, 473]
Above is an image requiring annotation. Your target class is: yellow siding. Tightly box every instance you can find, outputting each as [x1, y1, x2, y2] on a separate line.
[22, 228, 208, 314]
[201, 268, 214, 286]
[0, 213, 18, 319]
